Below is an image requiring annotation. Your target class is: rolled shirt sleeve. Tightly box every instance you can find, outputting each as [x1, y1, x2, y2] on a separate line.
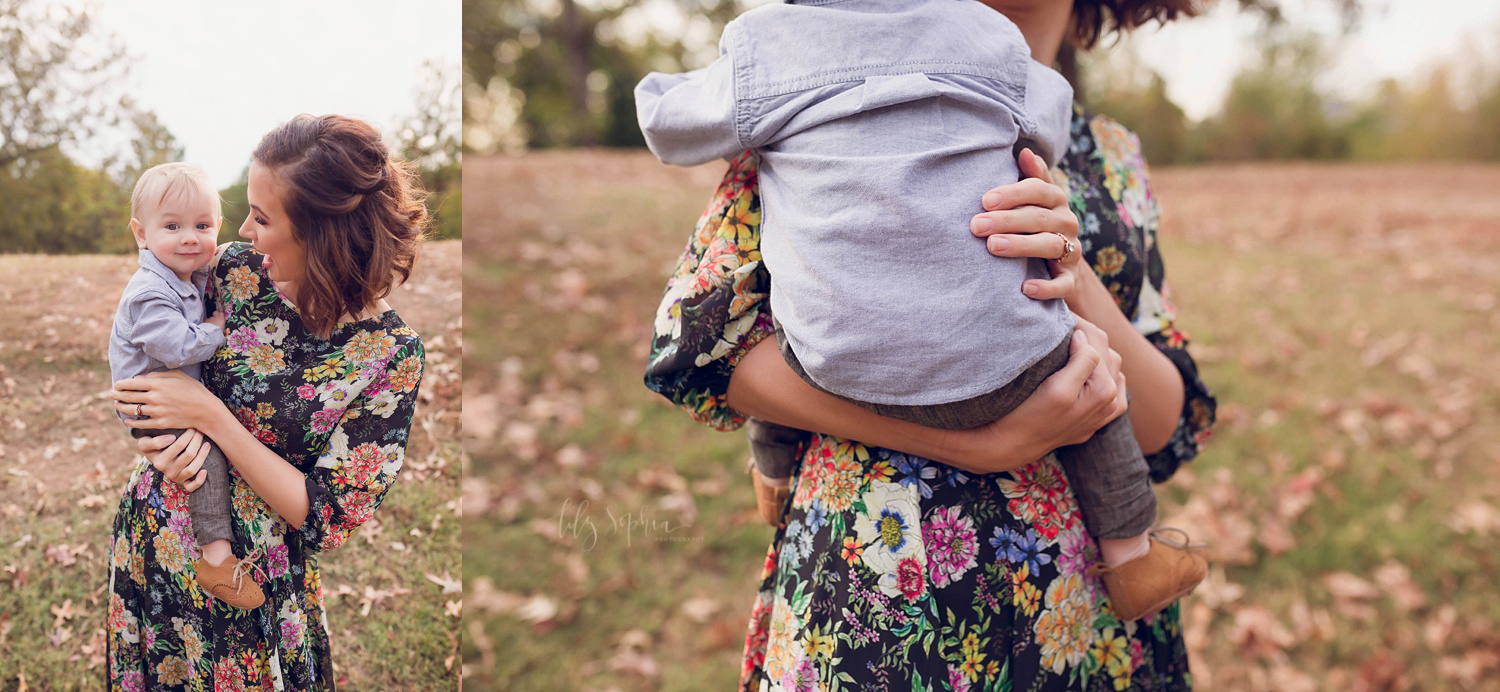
[635, 32, 744, 166]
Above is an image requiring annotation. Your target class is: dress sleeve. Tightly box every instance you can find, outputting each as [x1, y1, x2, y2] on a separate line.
[298, 338, 425, 553]
[643, 150, 775, 431]
[1125, 200, 1217, 483]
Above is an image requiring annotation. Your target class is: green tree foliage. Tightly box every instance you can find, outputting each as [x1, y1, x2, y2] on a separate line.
[1196, 31, 1349, 161]
[0, 0, 152, 253]
[398, 60, 463, 239]
[464, 0, 743, 152]
[1081, 56, 1192, 164]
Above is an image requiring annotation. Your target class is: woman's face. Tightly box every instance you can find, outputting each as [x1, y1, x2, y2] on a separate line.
[240, 159, 308, 287]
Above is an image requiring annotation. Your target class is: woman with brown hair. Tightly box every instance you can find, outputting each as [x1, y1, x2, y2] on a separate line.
[643, 0, 1215, 688]
[106, 114, 427, 690]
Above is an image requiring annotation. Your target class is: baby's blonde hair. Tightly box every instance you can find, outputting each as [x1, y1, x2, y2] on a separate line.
[130, 162, 223, 222]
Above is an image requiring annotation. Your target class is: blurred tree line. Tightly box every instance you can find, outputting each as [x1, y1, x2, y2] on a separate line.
[468, 0, 1500, 165]
[1, 0, 461, 254]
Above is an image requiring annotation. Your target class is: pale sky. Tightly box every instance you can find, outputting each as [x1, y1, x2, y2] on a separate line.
[1112, 0, 1500, 120]
[58, 0, 461, 188]
[650, 0, 1500, 122]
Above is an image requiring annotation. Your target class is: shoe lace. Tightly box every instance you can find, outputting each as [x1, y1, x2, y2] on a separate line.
[1148, 527, 1206, 550]
[230, 547, 268, 594]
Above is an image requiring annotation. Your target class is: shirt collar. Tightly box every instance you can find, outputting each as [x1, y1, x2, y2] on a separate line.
[137, 249, 207, 299]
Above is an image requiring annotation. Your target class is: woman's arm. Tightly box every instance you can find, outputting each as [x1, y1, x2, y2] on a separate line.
[727, 319, 1127, 474]
[646, 150, 1128, 470]
[111, 371, 312, 528]
[969, 149, 1183, 454]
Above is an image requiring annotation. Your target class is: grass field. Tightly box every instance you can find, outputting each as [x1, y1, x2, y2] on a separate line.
[0, 240, 463, 690]
[462, 151, 1500, 691]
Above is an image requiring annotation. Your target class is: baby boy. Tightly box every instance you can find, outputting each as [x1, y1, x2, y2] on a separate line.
[108, 162, 263, 610]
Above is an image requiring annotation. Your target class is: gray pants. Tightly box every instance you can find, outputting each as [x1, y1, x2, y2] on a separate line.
[750, 328, 1157, 540]
[132, 427, 232, 546]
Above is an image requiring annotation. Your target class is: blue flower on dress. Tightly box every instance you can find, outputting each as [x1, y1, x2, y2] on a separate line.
[991, 526, 1026, 564]
[1015, 527, 1052, 573]
[893, 454, 939, 499]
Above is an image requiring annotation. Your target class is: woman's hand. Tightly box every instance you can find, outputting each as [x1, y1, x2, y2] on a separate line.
[969, 148, 1082, 302]
[954, 317, 1128, 471]
[137, 430, 210, 491]
[109, 370, 225, 432]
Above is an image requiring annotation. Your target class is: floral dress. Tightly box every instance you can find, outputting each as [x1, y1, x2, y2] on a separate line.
[106, 243, 424, 691]
[645, 107, 1217, 691]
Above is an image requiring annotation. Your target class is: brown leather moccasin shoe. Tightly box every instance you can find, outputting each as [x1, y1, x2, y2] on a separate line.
[1091, 529, 1207, 621]
[751, 468, 792, 528]
[195, 554, 266, 610]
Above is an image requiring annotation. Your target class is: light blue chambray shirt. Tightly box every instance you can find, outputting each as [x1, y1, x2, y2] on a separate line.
[636, 0, 1076, 406]
[108, 249, 226, 418]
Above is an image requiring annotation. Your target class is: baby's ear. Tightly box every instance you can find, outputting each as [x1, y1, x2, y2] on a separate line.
[129, 218, 147, 248]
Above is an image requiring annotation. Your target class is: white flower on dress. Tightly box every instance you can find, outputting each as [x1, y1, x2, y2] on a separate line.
[315, 428, 351, 470]
[316, 379, 360, 407]
[251, 317, 291, 346]
[853, 480, 926, 597]
[368, 389, 401, 418]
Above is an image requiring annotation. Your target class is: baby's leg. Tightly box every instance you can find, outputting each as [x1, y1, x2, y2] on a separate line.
[746, 418, 808, 484]
[1053, 414, 1156, 565]
[187, 440, 234, 565]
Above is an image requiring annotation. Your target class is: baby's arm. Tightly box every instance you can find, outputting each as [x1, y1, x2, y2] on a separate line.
[127, 292, 225, 370]
[635, 36, 743, 165]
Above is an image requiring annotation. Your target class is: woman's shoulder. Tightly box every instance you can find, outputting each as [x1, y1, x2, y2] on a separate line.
[337, 311, 423, 361]
[211, 241, 263, 277]
[1069, 104, 1148, 170]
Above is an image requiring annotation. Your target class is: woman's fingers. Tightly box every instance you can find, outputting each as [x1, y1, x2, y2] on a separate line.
[980, 226, 1073, 256]
[1022, 271, 1076, 301]
[182, 469, 207, 493]
[1017, 147, 1054, 184]
[1051, 329, 1102, 395]
[136, 432, 177, 455]
[978, 177, 1067, 213]
[177, 437, 211, 486]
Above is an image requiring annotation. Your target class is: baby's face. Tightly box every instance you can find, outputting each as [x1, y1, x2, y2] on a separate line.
[133, 190, 220, 281]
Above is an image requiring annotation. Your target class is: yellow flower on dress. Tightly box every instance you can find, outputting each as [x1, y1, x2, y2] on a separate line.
[1035, 574, 1095, 674]
[802, 623, 837, 661]
[959, 631, 987, 678]
[342, 329, 395, 364]
[245, 345, 286, 375]
[1094, 246, 1126, 277]
[226, 265, 259, 302]
[305, 357, 345, 382]
[1095, 628, 1133, 690]
[156, 655, 191, 685]
[152, 528, 189, 574]
[389, 355, 422, 393]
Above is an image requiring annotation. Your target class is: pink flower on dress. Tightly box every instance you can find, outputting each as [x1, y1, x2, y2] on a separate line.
[267, 543, 289, 579]
[922, 505, 979, 588]
[227, 327, 261, 353]
[297, 384, 316, 399]
[896, 556, 926, 601]
[310, 408, 342, 434]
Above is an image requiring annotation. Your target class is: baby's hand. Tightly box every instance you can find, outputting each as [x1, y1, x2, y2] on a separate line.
[206, 311, 227, 330]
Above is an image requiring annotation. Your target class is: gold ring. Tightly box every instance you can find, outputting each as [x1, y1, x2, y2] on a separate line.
[1050, 232, 1076, 263]
[135, 403, 145, 418]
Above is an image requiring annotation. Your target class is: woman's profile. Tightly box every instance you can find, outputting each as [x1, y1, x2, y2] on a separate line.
[106, 114, 428, 689]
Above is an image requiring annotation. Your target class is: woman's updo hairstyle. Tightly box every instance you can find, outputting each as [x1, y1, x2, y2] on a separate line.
[252, 114, 428, 338]
[1070, 0, 1199, 49]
